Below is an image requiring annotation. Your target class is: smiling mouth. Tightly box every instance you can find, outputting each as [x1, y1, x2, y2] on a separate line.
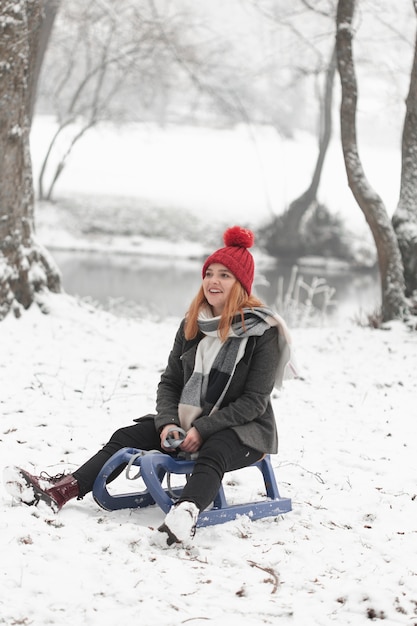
[209, 289, 222, 293]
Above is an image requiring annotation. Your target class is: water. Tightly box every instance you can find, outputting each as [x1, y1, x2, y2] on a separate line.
[51, 250, 381, 324]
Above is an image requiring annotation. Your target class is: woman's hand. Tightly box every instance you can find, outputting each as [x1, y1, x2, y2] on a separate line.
[160, 424, 183, 451]
[180, 427, 203, 454]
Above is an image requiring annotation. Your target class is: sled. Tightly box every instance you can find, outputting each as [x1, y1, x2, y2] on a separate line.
[92, 448, 292, 527]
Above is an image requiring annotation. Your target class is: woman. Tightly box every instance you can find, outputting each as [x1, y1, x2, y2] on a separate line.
[4, 226, 295, 546]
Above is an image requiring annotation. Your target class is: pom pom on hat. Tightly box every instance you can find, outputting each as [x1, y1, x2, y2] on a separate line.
[202, 225, 255, 295]
[223, 226, 255, 249]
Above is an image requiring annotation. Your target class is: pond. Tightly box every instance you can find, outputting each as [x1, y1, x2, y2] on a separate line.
[51, 250, 381, 324]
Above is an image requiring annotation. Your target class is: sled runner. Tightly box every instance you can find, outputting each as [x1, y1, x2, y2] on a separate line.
[92, 447, 292, 527]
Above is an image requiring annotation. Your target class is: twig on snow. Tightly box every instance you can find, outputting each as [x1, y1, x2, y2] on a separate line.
[247, 560, 280, 594]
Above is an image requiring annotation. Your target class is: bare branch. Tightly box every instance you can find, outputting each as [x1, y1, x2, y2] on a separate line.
[247, 560, 280, 594]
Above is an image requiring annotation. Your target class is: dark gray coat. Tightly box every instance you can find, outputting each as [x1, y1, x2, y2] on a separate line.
[154, 319, 280, 454]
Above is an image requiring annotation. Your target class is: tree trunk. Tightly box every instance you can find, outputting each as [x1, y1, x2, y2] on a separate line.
[282, 44, 337, 248]
[0, 0, 61, 321]
[336, 0, 408, 322]
[392, 7, 417, 298]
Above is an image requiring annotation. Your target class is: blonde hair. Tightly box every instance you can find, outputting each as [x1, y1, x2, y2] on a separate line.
[184, 281, 264, 342]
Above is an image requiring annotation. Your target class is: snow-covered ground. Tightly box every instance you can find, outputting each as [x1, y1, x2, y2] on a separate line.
[1, 294, 416, 626]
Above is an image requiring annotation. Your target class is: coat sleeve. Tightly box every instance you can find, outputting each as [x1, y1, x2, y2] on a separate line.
[154, 320, 186, 432]
[192, 327, 280, 440]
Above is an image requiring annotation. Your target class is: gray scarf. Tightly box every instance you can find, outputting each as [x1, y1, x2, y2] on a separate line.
[178, 306, 296, 431]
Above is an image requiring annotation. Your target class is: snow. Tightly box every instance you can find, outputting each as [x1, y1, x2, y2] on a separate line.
[1, 293, 416, 625]
[30, 117, 401, 233]
[1, 116, 416, 624]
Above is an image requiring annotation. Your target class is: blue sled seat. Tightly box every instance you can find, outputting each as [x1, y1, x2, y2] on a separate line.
[92, 448, 292, 527]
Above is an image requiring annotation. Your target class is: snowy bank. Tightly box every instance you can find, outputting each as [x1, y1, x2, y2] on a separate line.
[1, 294, 416, 625]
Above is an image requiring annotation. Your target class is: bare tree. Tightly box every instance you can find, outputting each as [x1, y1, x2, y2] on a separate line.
[0, 0, 61, 320]
[248, 0, 340, 256]
[274, 44, 337, 255]
[336, 0, 408, 321]
[37, 0, 163, 200]
[37, 0, 244, 201]
[392, 0, 417, 298]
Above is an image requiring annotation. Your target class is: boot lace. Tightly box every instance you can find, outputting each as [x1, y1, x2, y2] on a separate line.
[39, 471, 68, 484]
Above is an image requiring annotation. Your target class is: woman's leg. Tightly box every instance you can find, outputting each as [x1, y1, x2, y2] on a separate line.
[177, 429, 262, 511]
[73, 417, 162, 497]
[6, 417, 163, 512]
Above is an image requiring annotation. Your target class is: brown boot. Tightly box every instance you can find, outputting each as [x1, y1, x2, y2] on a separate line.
[4, 466, 79, 512]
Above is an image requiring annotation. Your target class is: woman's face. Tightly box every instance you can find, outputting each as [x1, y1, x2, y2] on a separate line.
[203, 263, 237, 316]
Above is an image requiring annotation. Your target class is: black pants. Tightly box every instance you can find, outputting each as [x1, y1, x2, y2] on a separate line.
[73, 417, 262, 511]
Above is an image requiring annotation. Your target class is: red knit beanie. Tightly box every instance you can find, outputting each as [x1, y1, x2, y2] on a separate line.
[202, 226, 255, 295]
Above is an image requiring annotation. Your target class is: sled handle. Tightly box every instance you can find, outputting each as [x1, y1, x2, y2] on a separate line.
[162, 426, 187, 450]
